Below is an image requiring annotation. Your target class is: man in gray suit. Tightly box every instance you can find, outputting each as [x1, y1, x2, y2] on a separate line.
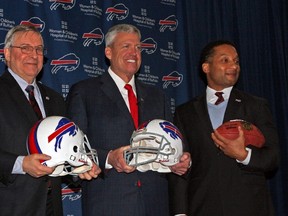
[66, 24, 191, 216]
[169, 40, 279, 216]
[0, 25, 100, 216]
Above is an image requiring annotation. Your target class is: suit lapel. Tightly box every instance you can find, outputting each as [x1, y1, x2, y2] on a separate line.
[194, 94, 214, 132]
[224, 88, 243, 122]
[38, 83, 51, 117]
[2, 71, 38, 123]
[100, 73, 133, 121]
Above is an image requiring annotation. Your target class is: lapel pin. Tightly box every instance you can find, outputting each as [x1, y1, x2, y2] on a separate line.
[235, 99, 241, 102]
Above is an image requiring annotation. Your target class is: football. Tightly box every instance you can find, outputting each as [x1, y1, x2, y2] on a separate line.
[216, 120, 265, 148]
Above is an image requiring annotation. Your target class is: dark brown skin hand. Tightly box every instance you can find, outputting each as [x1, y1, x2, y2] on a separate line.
[211, 126, 248, 161]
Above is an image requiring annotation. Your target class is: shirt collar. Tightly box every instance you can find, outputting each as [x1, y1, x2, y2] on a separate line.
[206, 86, 233, 104]
[108, 67, 136, 95]
[8, 68, 37, 93]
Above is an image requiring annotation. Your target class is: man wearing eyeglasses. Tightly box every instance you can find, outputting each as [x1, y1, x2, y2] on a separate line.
[0, 25, 100, 216]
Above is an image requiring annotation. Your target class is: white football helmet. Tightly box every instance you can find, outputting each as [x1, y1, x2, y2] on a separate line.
[124, 119, 183, 173]
[26, 116, 98, 177]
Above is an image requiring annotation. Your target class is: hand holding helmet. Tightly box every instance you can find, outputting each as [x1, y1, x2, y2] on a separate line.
[26, 116, 99, 177]
[124, 119, 184, 173]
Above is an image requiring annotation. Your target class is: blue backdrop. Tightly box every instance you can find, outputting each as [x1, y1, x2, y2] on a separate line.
[0, 1, 287, 215]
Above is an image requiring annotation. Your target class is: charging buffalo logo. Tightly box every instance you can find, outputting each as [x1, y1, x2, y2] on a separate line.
[51, 53, 80, 74]
[106, 3, 129, 21]
[0, 43, 4, 62]
[49, 0, 76, 10]
[48, 118, 78, 152]
[160, 121, 183, 140]
[82, 28, 104, 47]
[162, 71, 183, 88]
[141, 38, 157, 55]
[159, 15, 178, 32]
[20, 17, 45, 32]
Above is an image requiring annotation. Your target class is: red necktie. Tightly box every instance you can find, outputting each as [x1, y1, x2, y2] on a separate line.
[125, 84, 138, 128]
[25, 85, 43, 120]
[215, 92, 224, 105]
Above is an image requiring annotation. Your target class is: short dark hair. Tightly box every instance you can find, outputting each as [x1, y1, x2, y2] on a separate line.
[199, 40, 237, 66]
[198, 40, 237, 84]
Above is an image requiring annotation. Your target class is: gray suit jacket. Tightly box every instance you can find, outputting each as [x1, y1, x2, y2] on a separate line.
[0, 70, 66, 216]
[169, 88, 279, 216]
[66, 72, 172, 216]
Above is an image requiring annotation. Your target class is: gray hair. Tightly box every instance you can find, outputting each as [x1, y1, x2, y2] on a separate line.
[4, 25, 43, 48]
[105, 24, 141, 47]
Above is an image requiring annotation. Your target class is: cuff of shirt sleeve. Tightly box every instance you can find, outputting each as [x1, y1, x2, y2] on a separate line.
[236, 147, 252, 165]
[105, 150, 113, 169]
[12, 156, 26, 174]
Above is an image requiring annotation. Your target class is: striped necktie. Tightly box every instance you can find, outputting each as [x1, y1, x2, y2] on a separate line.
[25, 85, 43, 120]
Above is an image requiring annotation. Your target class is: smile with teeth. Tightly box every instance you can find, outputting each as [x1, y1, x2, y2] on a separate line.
[127, 59, 136, 63]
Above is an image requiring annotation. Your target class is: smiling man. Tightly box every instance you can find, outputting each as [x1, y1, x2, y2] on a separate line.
[66, 24, 191, 216]
[168, 40, 279, 216]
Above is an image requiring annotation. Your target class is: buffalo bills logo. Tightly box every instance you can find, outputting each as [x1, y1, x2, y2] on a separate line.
[0, 43, 5, 62]
[51, 53, 80, 74]
[159, 15, 178, 32]
[160, 121, 182, 140]
[50, 0, 76, 10]
[162, 71, 183, 88]
[82, 28, 104, 47]
[106, 3, 129, 21]
[48, 118, 78, 152]
[141, 38, 157, 55]
[20, 17, 45, 32]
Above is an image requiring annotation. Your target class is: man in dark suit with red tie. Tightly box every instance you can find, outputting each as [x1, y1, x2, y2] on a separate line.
[168, 40, 279, 216]
[66, 24, 191, 216]
[0, 25, 100, 216]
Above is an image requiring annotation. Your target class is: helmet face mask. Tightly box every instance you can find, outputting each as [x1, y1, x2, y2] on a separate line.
[124, 119, 183, 173]
[27, 116, 98, 176]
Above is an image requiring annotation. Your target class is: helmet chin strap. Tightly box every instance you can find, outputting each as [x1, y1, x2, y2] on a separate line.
[136, 162, 171, 173]
[72, 165, 92, 174]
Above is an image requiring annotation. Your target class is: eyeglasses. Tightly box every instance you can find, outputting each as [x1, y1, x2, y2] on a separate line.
[10, 45, 47, 56]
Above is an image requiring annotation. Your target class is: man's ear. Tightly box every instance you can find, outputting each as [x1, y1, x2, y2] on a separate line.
[202, 62, 209, 74]
[3, 48, 10, 62]
[105, 47, 112, 60]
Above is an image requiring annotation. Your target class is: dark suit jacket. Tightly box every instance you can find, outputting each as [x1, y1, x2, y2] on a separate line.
[66, 72, 172, 216]
[169, 88, 279, 216]
[0, 70, 66, 216]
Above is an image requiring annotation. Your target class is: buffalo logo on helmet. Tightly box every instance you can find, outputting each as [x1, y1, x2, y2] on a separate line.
[26, 116, 98, 176]
[48, 118, 78, 152]
[124, 119, 183, 173]
[50, 0, 76, 11]
[159, 15, 178, 32]
[106, 3, 129, 21]
[51, 53, 80, 74]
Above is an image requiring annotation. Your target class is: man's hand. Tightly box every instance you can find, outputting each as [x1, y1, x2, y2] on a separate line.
[169, 152, 191, 175]
[108, 145, 136, 173]
[23, 154, 54, 177]
[78, 163, 101, 180]
[211, 126, 248, 160]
